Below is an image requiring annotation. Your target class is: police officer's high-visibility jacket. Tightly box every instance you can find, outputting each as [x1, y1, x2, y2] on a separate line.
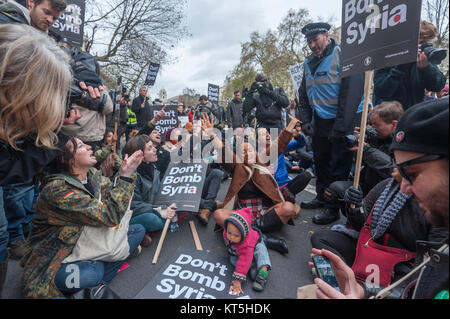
[127, 108, 137, 126]
[304, 44, 364, 120]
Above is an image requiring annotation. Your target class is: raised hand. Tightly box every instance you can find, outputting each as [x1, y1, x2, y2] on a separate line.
[120, 150, 144, 178]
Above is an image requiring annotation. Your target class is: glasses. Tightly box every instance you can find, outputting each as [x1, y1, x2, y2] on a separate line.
[395, 154, 445, 185]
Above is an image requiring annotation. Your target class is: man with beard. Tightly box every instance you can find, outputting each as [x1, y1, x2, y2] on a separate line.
[311, 97, 449, 300]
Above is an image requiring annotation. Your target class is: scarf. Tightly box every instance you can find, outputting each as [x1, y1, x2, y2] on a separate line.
[371, 178, 412, 241]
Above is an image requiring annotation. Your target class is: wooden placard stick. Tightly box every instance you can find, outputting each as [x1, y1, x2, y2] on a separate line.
[152, 218, 171, 264]
[288, 114, 303, 124]
[351, 70, 374, 208]
[189, 220, 203, 251]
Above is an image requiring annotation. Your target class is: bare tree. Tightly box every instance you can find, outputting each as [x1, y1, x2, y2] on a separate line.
[423, 0, 449, 46]
[84, 0, 190, 92]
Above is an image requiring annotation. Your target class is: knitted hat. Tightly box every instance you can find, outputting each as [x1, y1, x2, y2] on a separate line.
[224, 209, 251, 243]
[301, 22, 332, 40]
[184, 122, 193, 132]
[390, 97, 449, 158]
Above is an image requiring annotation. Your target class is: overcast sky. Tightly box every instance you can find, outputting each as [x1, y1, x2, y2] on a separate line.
[151, 0, 343, 100]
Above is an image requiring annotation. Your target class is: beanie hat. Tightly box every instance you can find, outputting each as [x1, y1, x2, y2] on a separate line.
[390, 97, 449, 158]
[184, 122, 193, 132]
[224, 210, 251, 243]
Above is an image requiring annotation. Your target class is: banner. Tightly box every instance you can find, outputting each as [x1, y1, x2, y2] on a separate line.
[145, 62, 161, 86]
[289, 63, 304, 93]
[208, 84, 220, 104]
[340, 0, 422, 77]
[153, 163, 208, 213]
[150, 104, 178, 140]
[50, 0, 85, 47]
[135, 249, 254, 299]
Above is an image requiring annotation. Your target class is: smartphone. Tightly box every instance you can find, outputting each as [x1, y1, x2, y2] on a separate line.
[312, 255, 341, 292]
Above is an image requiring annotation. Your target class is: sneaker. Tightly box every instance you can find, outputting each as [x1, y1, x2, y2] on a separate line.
[7, 239, 25, 260]
[252, 271, 269, 292]
[129, 245, 142, 259]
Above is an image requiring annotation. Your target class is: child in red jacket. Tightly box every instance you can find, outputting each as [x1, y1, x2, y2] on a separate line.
[224, 208, 272, 296]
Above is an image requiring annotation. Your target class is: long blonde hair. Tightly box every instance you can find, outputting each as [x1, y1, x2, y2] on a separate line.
[0, 24, 72, 150]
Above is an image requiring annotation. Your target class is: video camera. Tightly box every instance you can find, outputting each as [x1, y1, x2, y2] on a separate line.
[420, 41, 447, 65]
[345, 126, 379, 148]
[67, 83, 107, 116]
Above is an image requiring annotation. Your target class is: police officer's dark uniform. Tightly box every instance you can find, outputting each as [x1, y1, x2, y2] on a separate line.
[298, 23, 366, 225]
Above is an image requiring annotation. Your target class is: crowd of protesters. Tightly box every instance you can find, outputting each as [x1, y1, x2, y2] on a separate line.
[0, 0, 448, 301]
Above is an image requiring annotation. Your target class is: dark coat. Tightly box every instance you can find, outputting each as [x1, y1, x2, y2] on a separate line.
[374, 62, 446, 110]
[131, 95, 152, 128]
[226, 98, 244, 129]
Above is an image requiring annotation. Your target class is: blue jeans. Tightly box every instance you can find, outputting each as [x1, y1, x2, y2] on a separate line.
[54, 224, 145, 294]
[130, 213, 166, 232]
[3, 182, 37, 243]
[230, 241, 272, 273]
[0, 187, 9, 261]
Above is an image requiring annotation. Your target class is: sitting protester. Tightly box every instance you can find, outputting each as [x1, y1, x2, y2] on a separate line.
[202, 114, 300, 254]
[311, 169, 434, 288]
[21, 137, 145, 299]
[94, 129, 123, 178]
[123, 135, 177, 246]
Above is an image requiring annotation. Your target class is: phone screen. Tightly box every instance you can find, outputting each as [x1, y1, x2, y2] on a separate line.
[312, 255, 341, 292]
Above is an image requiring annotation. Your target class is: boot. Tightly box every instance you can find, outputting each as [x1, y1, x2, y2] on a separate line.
[254, 209, 284, 233]
[196, 209, 212, 226]
[293, 204, 301, 219]
[312, 208, 340, 225]
[0, 259, 7, 299]
[262, 234, 289, 255]
[300, 197, 325, 210]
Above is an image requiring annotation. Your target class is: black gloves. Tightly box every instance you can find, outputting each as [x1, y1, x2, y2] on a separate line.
[301, 122, 314, 137]
[344, 187, 364, 209]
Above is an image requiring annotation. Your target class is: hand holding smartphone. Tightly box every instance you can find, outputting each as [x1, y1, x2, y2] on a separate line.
[312, 255, 341, 293]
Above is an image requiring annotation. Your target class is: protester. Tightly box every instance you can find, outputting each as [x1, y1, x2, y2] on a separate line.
[204, 114, 299, 253]
[195, 95, 225, 131]
[93, 129, 123, 178]
[106, 93, 129, 151]
[311, 97, 449, 300]
[123, 135, 176, 246]
[323, 101, 405, 219]
[298, 22, 366, 226]
[311, 170, 433, 288]
[148, 129, 171, 176]
[374, 21, 446, 110]
[243, 73, 290, 132]
[21, 137, 145, 299]
[132, 87, 152, 131]
[226, 90, 244, 129]
[177, 103, 186, 117]
[224, 208, 272, 295]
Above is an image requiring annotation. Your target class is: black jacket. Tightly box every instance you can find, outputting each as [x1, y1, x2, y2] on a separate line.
[374, 62, 446, 110]
[243, 86, 289, 124]
[131, 95, 152, 128]
[298, 39, 365, 136]
[0, 134, 70, 186]
[226, 98, 244, 128]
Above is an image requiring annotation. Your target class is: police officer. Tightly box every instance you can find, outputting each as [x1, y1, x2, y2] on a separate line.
[126, 100, 138, 141]
[298, 22, 366, 225]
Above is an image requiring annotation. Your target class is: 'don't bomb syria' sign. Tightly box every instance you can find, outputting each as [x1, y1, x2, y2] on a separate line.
[51, 0, 85, 47]
[340, 0, 422, 77]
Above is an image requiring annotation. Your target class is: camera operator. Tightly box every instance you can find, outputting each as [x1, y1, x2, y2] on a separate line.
[374, 21, 446, 111]
[323, 101, 405, 219]
[243, 73, 290, 132]
[194, 95, 226, 131]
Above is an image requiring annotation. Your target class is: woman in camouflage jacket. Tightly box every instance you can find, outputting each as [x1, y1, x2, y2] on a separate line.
[21, 137, 145, 299]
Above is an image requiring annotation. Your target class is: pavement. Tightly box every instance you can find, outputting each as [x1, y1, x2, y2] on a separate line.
[2, 174, 346, 299]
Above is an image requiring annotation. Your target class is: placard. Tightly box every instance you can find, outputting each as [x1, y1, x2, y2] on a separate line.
[145, 62, 161, 86]
[153, 163, 208, 213]
[50, 0, 85, 47]
[135, 249, 254, 299]
[150, 104, 178, 140]
[341, 0, 422, 77]
[208, 84, 220, 104]
[289, 63, 304, 93]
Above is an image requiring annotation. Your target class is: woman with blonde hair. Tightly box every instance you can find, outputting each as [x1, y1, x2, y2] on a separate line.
[0, 23, 77, 186]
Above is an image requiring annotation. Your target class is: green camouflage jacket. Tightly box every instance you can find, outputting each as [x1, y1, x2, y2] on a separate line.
[20, 168, 135, 299]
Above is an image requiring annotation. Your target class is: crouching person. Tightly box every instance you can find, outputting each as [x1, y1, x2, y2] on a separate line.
[225, 208, 272, 295]
[21, 137, 145, 299]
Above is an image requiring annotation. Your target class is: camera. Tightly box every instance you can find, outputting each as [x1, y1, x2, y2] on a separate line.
[68, 83, 107, 114]
[420, 41, 447, 65]
[345, 126, 378, 148]
[255, 82, 265, 89]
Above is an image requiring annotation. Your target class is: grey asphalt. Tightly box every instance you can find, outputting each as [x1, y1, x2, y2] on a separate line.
[3, 175, 346, 299]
